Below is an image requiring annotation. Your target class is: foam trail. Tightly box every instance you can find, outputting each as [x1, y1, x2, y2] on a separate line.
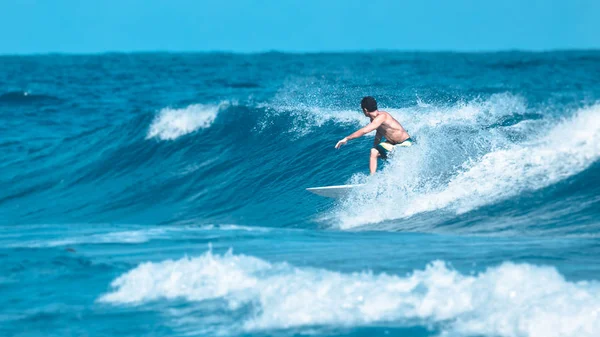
[10, 224, 269, 248]
[337, 104, 600, 229]
[99, 250, 600, 336]
[147, 102, 228, 140]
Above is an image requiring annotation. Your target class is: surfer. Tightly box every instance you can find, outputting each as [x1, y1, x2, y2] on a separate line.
[335, 96, 413, 175]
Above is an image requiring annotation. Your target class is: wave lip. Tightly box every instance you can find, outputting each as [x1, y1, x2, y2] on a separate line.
[99, 250, 600, 337]
[146, 102, 228, 141]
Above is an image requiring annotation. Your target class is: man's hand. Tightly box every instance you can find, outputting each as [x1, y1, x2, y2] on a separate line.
[335, 137, 348, 149]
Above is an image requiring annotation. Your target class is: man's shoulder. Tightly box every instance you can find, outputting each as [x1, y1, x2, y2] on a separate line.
[379, 111, 394, 120]
[380, 111, 402, 125]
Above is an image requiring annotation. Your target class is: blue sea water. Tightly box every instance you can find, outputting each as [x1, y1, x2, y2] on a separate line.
[1, 51, 599, 337]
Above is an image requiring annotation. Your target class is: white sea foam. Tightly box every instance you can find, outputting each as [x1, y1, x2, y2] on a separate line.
[336, 103, 600, 229]
[147, 102, 228, 141]
[99, 250, 600, 337]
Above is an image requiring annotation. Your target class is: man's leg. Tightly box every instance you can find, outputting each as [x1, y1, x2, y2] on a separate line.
[370, 148, 380, 175]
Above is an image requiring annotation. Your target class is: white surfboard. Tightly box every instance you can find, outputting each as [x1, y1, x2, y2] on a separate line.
[306, 184, 365, 198]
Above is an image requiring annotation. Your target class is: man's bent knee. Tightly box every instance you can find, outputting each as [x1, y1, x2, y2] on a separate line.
[370, 148, 380, 157]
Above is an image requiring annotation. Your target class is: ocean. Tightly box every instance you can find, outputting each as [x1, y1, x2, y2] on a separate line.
[1, 51, 599, 337]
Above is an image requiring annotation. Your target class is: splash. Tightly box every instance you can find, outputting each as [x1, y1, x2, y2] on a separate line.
[258, 92, 525, 139]
[387, 93, 527, 132]
[336, 103, 600, 229]
[256, 103, 364, 137]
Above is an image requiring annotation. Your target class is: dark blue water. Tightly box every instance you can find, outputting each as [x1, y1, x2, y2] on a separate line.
[1, 51, 599, 337]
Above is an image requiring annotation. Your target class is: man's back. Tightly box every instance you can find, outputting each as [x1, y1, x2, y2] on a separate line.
[376, 111, 410, 144]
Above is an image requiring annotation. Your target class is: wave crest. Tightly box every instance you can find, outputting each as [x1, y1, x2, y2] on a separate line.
[146, 102, 229, 141]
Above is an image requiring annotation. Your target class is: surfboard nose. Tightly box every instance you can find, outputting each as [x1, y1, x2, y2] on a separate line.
[306, 184, 365, 198]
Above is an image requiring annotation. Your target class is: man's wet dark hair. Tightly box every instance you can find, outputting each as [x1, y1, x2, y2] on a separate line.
[361, 96, 378, 112]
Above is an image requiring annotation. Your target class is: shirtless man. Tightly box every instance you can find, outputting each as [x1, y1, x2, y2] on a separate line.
[335, 96, 413, 175]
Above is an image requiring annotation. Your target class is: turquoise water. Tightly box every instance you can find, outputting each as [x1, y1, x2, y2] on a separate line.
[1, 51, 599, 337]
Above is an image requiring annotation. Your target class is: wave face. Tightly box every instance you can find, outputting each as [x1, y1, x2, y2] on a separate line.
[1, 51, 600, 337]
[2, 52, 599, 234]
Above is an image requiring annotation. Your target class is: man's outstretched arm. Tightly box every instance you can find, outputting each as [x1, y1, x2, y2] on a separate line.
[335, 115, 385, 149]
